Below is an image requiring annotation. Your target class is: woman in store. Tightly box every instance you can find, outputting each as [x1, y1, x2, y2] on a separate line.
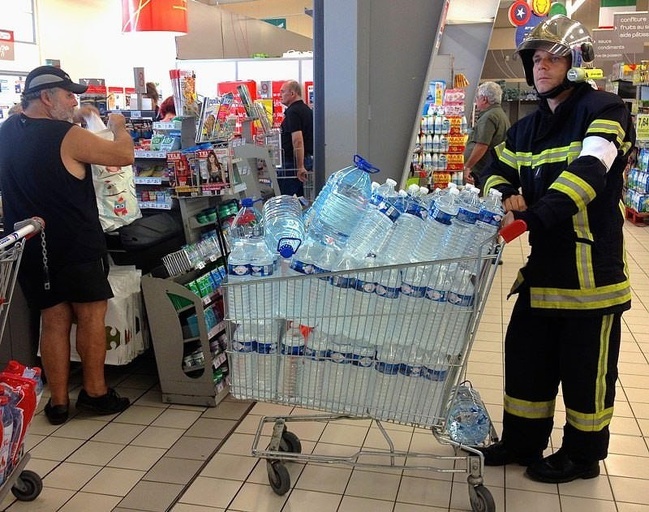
[158, 96, 176, 121]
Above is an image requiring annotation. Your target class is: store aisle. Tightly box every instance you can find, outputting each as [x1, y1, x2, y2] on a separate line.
[2, 221, 649, 512]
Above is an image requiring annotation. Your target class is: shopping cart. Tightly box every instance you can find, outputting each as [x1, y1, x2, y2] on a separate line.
[0, 217, 45, 503]
[224, 220, 526, 512]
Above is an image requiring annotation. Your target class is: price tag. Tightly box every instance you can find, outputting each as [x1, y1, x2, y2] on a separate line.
[637, 114, 649, 141]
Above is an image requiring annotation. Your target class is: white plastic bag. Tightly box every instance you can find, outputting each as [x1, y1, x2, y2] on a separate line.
[85, 113, 141, 232]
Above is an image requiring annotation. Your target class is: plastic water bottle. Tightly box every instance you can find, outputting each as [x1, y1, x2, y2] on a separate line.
[473, 189, 504, 258]
[277, 323, 307, 403]
[350, 256, 379, 342]
[345, 195, 400, 261]
[300, 326, 331, 408]
[446, 384, 490, 446]
[369, 344, 403, 421]
[344, 343, 375, 415]
[227, 198, 277, 321]
[453, 186, 481, 259]
[370, 178, 397, 207]
[395, 346, 425, 423]
[329, 251, 363, 336]
[307, 155, 379, 248]
[321, 336, 352, 411]
[414, 188, 460, 262]
[417, 350, 448, 426]
[442, 266, 475, 357]
[263, 195, 305, 259]
[254, 320, 279, 401]
[0, 396, 12, 484]
[287, 236, 338, 325]
[229, 323, 257, 399]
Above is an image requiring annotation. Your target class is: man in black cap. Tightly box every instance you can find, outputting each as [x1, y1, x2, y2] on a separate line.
[0, 65, 133, 425]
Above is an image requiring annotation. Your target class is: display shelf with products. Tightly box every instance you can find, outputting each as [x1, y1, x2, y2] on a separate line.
[141, 259, 230, 407]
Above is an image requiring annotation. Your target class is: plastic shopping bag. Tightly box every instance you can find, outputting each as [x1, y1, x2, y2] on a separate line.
[85, 113, 141, 232]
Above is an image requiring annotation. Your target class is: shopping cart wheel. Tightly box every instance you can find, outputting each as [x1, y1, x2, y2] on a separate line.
[279, 430, 302, 454]
[266, 460, 291, 496]
[11, 470, 43, 501]
[468, 483, 495, 512]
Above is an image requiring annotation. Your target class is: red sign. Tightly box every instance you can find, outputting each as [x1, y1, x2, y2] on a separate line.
[0, 29, 15, 61]
[121, 0, 187, 33]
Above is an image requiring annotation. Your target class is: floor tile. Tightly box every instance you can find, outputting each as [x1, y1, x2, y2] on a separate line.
[112, 404, 165, 425]
[108, 445, 167, 471]
[66, 440, 123, 465]
[397, 475, 453, 508]
[185, 418, 238, 439]
[118, 480, 185, 511]
[27, 436, 85, 462]
[144, 457, 204, 484]
[166, 435, 223, 460]
[82, 467, 146, 496]
[151, 408, 202, 429]
[43, 461, 102, 491]
[3, 487, 75, 511]
[281, 488, 342, 512]
[200, 453, 258, 480]
[90, 422, 146, 445]
[293, 464, 352, 494]
[57, 492, 122, 512]
[200, 399, 253, 420]
[559, 495, 617, 512]
[177, 476, 242, 508]
[130, 425, 185, 449]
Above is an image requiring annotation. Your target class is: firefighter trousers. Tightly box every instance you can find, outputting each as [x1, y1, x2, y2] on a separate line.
[500, 288, 622, 462]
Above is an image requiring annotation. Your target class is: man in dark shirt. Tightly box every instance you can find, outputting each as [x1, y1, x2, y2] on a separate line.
[279, 80, 313, 197]
[0, 66, 133, 425]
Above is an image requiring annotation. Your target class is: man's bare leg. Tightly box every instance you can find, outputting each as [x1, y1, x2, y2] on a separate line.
[40, 303, 73, 406]
[73, 300, 108, 397]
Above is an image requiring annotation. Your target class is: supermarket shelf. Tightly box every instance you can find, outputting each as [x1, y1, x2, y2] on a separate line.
[134, 176, 170, 185]
[134, 149, 168, 159]
[138, 201, 172, 210]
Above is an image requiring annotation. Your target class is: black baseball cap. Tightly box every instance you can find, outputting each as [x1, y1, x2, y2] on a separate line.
[23, 65, 88, 95]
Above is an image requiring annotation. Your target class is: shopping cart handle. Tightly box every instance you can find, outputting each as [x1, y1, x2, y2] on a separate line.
[499, 219, 527, 243]
[0, 217, 45, 250]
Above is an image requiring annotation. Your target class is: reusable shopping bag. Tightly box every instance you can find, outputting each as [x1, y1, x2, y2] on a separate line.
[85, 112, 141, 232]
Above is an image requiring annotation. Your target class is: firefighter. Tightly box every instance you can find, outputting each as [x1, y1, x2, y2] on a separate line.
[478, 15, 636, 484]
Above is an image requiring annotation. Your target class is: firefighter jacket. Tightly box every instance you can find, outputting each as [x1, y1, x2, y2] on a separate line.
[482, 82, 635, 316]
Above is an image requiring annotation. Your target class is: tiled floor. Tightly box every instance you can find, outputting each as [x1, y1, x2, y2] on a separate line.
[3, 220, 649, 512]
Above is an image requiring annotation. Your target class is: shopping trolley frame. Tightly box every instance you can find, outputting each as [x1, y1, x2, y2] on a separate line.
[225, 221, 526, 512]
[0, 217, 45, 503]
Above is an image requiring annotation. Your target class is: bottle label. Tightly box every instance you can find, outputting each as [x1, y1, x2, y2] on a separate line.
[256, 342, 277, 355]
[456, 206, 479, 225]
[431, 207, 453, 225]
[292, 260, 322, 275]
[330, 350, 350, 364]
[422, 366, 447, 382]
[375, 361, 400, 375]
[375, 283, 400, 299]
[281, 342, 304, 356]
[378, 202, 401, 222]
[425, 287, 447, 302]
[250, 263, 274, 277]
[399, 363, 422, 377]
[478, 209, 502, 227]
[401, 282, 427, 298]
[330, 275, 356, 289]
[305, 347, 329, 361]
[228, 263, 250, 276]
[354, 278, 376, 294]
[232, 340, 256, 353]
[351, 352, 375, 367]
[447, 291, 474, 307]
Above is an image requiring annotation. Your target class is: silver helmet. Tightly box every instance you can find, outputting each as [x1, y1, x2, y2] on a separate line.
[516, 15, 595, 86]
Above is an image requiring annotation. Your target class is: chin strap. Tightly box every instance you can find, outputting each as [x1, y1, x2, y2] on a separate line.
[536, 79, 574, 99]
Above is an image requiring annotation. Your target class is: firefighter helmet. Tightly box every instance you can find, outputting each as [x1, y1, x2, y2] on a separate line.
[516, 15, 595, 86]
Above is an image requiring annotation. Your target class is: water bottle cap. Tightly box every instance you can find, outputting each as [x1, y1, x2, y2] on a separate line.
[386, 178, 397, 186]
[353, 154, 380, 174]
[241, 197, 254, 207]
[279, 245, 295, 258]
